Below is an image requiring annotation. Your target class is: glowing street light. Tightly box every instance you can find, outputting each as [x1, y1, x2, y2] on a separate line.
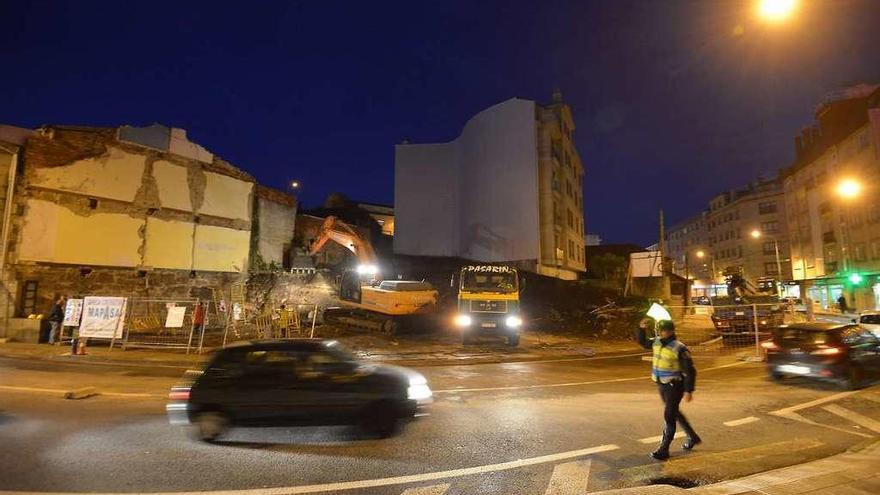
[696, 250, 705, 259]
[750, 229, 762, 239]
[836, 178, 862, 200]
[757, 0, 798, 23]
[290, 180, 301, 189]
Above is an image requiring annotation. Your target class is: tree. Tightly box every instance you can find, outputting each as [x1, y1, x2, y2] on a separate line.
[590, 253, 628, 281]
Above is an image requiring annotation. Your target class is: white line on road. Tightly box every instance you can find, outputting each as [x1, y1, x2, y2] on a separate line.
[543, 460, 591, 495]
[768, 390, 858, 416]
[0, 444, 619, 495]
[822, 404, 880, 434]
[638, 432, 685, 444]
[433, 361, 748, 394]
[0, 385, 68, 394]
[399, 484, 449, 495]
[724, 416, 760, 427]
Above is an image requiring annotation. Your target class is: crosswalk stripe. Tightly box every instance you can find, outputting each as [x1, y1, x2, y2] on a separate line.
[822, 404, 880, 434]
[638, 432, 685, 444]
[724, 416, 760, 427]
[543, 460, 591, 495]
[400, 484, 449, 495]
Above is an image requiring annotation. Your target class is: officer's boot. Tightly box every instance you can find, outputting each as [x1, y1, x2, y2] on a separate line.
[679, 417, 701, 451]
[650, 429, 673, 460]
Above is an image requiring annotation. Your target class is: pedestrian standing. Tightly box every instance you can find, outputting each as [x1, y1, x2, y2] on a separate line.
[47, 295, 66, 345]
[192, 302, 206, 334]
[837, 294, 848, 314]
[635, 318, 701, 460]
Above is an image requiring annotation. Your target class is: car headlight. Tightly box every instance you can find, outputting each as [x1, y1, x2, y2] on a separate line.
[407, 375, 432, 402]
[454, 314, 472, 327]
[505, 315, 522, 328]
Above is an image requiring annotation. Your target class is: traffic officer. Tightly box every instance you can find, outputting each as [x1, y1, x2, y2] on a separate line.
[635, 318, 701, 460]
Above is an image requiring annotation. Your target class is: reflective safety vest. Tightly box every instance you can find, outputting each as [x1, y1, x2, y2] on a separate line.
[652, 339, 685, 383]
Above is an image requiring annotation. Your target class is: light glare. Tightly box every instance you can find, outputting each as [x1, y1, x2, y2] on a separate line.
[758, 0, 797, 22]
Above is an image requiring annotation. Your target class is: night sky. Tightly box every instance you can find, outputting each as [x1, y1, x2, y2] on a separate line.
[2, 1, 879, 245]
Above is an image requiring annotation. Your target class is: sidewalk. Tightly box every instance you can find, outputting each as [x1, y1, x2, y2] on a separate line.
[594, 440, 880, 494]
[0, 331, 644, 369]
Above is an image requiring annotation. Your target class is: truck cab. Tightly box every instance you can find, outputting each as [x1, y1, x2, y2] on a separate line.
[452, 265, 523, 346]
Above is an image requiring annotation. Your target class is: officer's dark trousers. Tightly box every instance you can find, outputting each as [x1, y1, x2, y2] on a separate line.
[656, 380, 697, 451]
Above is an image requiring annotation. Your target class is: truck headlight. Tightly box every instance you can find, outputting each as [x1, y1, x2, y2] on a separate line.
[505, 315, 522, 328]
[454, 314, 472, 327]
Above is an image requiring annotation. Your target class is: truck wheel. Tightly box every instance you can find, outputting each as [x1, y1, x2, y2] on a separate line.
[507, 334, 520, 347]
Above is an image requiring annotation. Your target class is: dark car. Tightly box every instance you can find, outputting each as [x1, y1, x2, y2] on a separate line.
[167, 340, 432, 441]
[763, 323, 880, 390]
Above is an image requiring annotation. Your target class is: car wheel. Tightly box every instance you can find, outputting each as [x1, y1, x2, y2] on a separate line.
[360, 401, 399, 438]
[844, 365, 865, 391]
[507, 333, 520, 347]
[194, 411, 229, 442]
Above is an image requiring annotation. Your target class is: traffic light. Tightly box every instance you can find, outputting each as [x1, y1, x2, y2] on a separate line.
[848, 272, 863, 285]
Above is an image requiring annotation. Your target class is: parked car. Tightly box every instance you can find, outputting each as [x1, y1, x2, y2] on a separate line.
[167, 340, 432, 441]
[693, 296, 711, 305]
[763, 323, 880, 390]
[855, 311, 880, 338]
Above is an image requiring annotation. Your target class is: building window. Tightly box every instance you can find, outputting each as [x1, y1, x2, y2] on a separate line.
[20, 280, 38, 317]
[568, 239, 575, 258]
[567, 209, 574, 228]
[870, 239, 880, 260]
[758, 201, 777, 214]
[763, 241, 776, 255]
[761, 221, 779, 234]
[764, 262, 779, 276]
[854, 243, 867, 262]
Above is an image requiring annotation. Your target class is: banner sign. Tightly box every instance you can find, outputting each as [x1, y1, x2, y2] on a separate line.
[165, 306, 187, 328]
[63, 299, 84, 326]
[79, 297, 127, 339]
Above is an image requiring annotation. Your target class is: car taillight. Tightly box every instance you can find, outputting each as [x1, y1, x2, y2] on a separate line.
[168, 389, 190, 401]
[810, 346, 843, 356]
[761, 341, 779, 351]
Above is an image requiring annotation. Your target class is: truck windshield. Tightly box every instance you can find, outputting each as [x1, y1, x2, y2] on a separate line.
[461, 271, 518, 293]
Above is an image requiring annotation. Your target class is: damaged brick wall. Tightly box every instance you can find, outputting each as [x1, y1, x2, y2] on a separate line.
[10, 125, 257, 316]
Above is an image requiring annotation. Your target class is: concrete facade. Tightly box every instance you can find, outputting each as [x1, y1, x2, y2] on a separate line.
[253, 185, 298, 270]
[782, 84, 880, 311]
[394, 93, 585, 280]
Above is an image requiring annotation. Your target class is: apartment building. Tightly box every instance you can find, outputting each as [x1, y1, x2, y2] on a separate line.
[782, 84, 880, 311]
[395, 92, 586, 280]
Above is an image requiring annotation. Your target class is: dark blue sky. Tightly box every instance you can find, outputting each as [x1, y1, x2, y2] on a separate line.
[2, 1, 879, 245]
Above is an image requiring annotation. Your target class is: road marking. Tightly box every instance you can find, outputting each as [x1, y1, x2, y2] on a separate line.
[822, 404, 880, 433]
[0, 385, 68, 394]
[400, 484, 449, 495]
[434, 361, 747, 394]
[543, 460, 591, 495]
[768, 390, 858, 416]
[638, 432, 685, 444]
[0, 444, 619, 495]
[724, 416, 760, 427]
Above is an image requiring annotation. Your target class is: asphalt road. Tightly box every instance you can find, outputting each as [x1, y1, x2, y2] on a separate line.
[1, 349, 879, 495]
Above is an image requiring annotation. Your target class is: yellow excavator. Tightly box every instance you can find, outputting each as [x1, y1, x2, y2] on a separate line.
[308, 216, 438, 333]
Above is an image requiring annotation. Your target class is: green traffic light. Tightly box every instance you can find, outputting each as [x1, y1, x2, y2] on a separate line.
[848, 273, 863, 285]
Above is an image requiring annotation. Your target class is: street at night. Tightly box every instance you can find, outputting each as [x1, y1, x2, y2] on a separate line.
[3, 0, 880, 493]
[1, 346, 879, 494]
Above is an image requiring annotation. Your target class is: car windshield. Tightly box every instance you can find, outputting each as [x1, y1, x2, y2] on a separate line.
[461, 269, 518, 293]
[859, 314, 880, 325]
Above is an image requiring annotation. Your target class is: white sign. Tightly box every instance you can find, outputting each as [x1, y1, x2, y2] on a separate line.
[165, 306, 187, 328]
[79, 297, 127, 339]
[232, 302, 242, 321]
[63, 299, 84, 326]
[630, 251, 664, 278]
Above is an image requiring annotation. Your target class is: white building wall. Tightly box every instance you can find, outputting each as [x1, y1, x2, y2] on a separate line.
[395, 98, 540, 262]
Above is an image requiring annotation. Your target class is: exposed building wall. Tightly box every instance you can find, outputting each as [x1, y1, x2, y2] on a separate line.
[254, 185, 297, 269]
[395, 98, 541, 264]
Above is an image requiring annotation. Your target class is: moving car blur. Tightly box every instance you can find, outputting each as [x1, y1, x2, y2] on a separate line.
[763, 323, 880, 390]
[167, 340, 432, 441]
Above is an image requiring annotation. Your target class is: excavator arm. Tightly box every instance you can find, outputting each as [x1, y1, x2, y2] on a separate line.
[308, 215, 378, 266]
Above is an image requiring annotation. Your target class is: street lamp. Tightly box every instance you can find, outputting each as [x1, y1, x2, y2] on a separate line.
[750, 229, 783, 295]
[694, 249, 720, 298]
[290, 180, 301, 190]
[836, 178, 862, 200]
[757, 0, 798, 23]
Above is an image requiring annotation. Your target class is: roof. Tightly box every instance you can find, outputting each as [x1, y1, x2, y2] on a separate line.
[779, 322, 850, 331]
